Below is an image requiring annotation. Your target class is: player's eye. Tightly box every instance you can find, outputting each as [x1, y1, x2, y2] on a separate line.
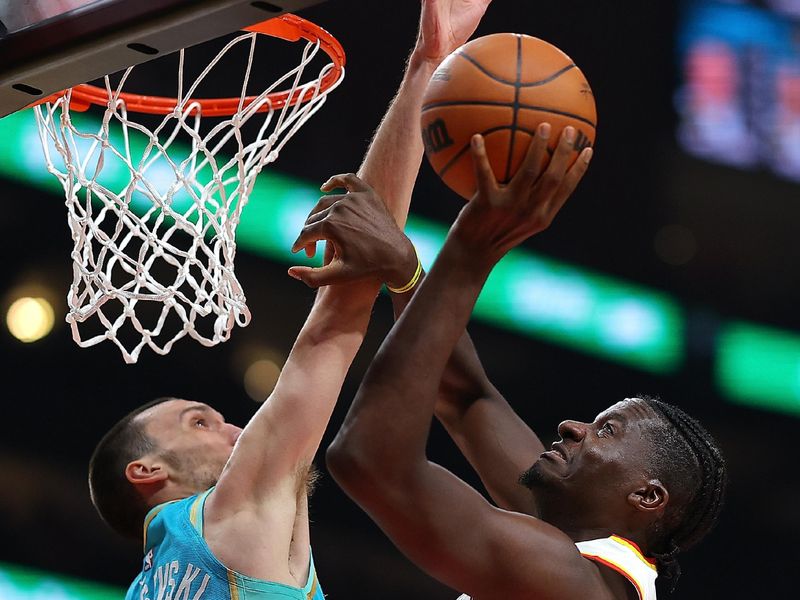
[599, 422, 614, 436]
[194, 418, 208, 428]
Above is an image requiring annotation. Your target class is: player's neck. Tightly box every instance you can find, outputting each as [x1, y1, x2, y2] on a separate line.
[537, 502, 648, 552]
[143, 480, 198, 509]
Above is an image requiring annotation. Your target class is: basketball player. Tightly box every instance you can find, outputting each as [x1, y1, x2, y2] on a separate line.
[87, 2, 493, 599]
[310, 130, 727, 600]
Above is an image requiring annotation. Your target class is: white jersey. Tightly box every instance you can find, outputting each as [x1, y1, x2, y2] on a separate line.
[576, 535, 658, 600]
[457, 534, 658, 600]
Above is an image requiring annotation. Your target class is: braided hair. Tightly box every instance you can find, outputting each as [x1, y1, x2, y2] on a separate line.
[638, 396, 727, 593]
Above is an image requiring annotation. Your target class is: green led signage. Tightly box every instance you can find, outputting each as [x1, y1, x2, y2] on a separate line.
[0, 110, 683, 373]
[0, 562, 123, 599]
[717, 321, 800, 416]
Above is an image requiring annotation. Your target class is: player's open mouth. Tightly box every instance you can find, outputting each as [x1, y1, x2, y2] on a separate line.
[550, 442, 569, 462]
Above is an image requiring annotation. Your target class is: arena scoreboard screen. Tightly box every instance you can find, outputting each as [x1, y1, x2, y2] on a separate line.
[677, 0, 800, 180]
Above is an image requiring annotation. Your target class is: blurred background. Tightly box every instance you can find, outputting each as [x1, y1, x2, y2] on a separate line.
[0, 0, 798, 598]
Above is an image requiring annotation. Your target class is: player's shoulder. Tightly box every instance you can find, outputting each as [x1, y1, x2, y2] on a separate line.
[475, 508, 620, 600]
[142, 490, 210, 549]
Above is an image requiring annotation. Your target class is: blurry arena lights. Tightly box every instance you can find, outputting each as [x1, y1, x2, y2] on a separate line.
[244, 359, 283, 402]
[0, 110, 684, 373]
[716, 321, 800, 417]
[0, 560, 124, 599]
[231, 344, 285, 402]
[5, 296, 55, 343]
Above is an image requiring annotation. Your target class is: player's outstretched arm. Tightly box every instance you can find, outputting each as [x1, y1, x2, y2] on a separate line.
[328, 128, 595, 596]
[301, 0, 540, 513]
[357, 0, 492, 227]
[204, 0, 487, 552]
[291, 0, 493, 277]
[221, 0, 495, 492]
[389, 277, 546, 513]
[362, 0, 543, 515]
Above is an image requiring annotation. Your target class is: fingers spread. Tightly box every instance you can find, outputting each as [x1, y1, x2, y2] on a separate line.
[534, 126, 576, 198]
[295, 199, 343, 255]
[307, 194, 346, 220]
[305, 204, 335, 228]
[469, 134, 498, 201]
[291, 221, 327, 254]
[549, 146, 593, 215]
[544, 126, 576, 177]
[511, 122, 551, 190]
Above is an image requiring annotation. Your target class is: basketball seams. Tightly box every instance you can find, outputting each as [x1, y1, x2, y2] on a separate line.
[421, 101, 597, 129]
[438, 125, 507, 178]
[518, 63, 578, 88]
[437, 124, 559, 180]
[454, 49, 577, 88]
[421, 33, 596, 199]
[503, 34, 523, 183]
[438, 125, 532, 179]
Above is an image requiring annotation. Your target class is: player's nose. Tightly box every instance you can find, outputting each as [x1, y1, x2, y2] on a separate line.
[223, 423, 243, 445]
[557, 419, 587, 442]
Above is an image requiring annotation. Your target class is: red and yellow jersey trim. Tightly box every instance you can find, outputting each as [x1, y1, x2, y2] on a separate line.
[580, 552, 646, 600]
[610, 535, 658, 571]
[576, 535, 658, 600]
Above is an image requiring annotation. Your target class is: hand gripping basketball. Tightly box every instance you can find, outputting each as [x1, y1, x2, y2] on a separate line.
[421, 32, 596, 200]
[452, 123, 593, 260]
[288, 174, 417, 288]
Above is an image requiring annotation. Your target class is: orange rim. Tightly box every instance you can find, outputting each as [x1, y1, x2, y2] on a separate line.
[33, 13, 345, 116]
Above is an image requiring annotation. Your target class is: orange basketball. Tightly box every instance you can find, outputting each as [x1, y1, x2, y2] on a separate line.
[421, 33, 596, 200]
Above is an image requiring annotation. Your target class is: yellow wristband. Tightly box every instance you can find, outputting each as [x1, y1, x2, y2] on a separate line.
[387, 255, 422, 294]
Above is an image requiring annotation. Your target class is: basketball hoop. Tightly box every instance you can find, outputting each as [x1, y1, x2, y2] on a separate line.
[33, 13, 345, 363]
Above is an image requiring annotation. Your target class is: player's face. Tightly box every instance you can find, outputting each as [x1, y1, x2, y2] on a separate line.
[140, 399, 243, 492]
[521, 398, 658, 505]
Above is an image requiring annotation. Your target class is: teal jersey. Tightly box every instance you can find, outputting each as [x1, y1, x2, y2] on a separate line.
[126, 489, 324, 600]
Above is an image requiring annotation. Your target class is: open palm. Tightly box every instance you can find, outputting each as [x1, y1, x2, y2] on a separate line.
[417, 0, 493, 63]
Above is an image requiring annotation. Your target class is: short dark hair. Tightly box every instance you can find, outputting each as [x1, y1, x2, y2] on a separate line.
[88, 397, 174, 539]
[640, 396, 727, 592]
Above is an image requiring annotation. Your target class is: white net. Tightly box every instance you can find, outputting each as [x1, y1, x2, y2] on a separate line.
[34, 27, 343, 363]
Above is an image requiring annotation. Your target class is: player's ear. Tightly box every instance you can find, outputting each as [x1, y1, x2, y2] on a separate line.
[125, 458, 169, 486]
[628, 480, 668, 513]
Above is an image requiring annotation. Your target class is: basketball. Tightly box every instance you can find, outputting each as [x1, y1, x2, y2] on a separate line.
[421, 33, 597, 200]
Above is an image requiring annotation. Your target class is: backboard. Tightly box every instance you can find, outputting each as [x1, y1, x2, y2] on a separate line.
[0, 0, 326, 118]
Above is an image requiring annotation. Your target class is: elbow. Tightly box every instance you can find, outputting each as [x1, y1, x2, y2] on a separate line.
[326, 432, 377, 494]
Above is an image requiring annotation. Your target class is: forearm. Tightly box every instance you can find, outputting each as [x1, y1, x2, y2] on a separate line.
[260, 47, 437, 470]
[330, 237, 495, 480]
[390, 272, 543, 512]
[243, 49, 435, 472]
[309, 54, 434, 311]
[222, 281, 377, 496]
[390, 272, 494, 416]
[357, 52, 436, 226]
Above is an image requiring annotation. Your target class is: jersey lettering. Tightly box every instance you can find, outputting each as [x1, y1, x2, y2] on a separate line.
[144, 561, 209, 600]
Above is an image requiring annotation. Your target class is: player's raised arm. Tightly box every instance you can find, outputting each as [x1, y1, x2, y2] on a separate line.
[206, 0, 492, 523]
[387, 273, 546, 513]
[359, 0, 491, 226]
[290, 0, 542, 514]
[327, 129, 596, 597]
[363, 0, 547, 515]
[290, 0, 493, 284]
